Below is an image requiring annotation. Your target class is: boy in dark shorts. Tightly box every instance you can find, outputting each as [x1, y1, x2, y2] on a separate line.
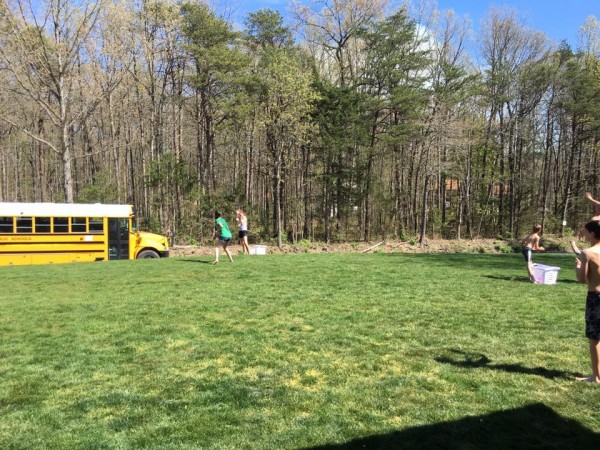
[236, 209, 250, 255]
[522, 224, 544, 283]
[575, 220, 600, 384]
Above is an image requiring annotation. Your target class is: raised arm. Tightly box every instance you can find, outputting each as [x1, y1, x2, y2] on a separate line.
[585, 192, 600, 206]
[576, 251, 588, 284]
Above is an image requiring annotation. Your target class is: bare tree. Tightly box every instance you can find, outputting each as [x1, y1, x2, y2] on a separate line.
[292, 0, 387, 86]
[0, 0, 125, 202]
[480, 7, 552, 236]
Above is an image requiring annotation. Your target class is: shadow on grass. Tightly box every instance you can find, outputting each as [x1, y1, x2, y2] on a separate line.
[177, 259, 213, 264]
[304, 403, 600, 449]
[435, 350, 581, 380]
[484, 275, 534, 283]
[382, 253, 572, 272]
[483, 274, 580, 284]
[382, 253, 523, 270]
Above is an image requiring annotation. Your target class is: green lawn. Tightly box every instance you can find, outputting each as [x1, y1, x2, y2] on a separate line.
[0, 252, 599, 449]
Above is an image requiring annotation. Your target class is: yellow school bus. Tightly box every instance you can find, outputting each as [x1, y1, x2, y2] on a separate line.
[0, 202, 169, 266]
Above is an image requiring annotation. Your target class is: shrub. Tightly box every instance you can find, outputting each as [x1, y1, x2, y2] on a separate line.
[269, 231, 289, 246]
[494, 241, 514, 254]
[297, 239, 313, 253]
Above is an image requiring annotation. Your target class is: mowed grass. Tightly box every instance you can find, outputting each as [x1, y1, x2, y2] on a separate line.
[1, 252, 599, 449]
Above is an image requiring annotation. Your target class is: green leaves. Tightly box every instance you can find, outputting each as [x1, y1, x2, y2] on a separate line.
[244, 9, 292, 50]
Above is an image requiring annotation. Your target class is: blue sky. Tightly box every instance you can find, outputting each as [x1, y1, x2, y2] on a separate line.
[231, 0, 596, 49]
[435, 0, 595, 48]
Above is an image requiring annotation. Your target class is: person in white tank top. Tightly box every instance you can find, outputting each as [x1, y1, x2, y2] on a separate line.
[236, 209, 250, 255]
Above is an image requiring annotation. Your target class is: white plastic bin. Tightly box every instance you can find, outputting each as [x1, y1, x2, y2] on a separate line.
[252, 245, 268, 255]
[532, 264, 560, 285]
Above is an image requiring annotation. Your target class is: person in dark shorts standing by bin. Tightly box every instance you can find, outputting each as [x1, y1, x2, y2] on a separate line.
[522, 224, 544, 283]
[212, 211, 233, 264]
[575, 220, 600, 384]
[236, 209, 250, 255]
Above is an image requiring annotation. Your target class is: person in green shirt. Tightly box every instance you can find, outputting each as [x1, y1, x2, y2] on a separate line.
[212, 211, 233, 264]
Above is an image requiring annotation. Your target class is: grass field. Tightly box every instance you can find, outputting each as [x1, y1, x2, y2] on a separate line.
[1, 252, 599, 449]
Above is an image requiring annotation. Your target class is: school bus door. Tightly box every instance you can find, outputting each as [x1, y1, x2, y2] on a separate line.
[108, 218, 130, 260]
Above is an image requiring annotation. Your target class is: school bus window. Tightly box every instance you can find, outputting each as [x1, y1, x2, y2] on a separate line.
[120, 220, 130, 239]
[72, 217, 87, 233]
[54, 217, 68, 233]
[35, 217, 51, 233]
[89, 217, 103, 233]
[0, 217, 13, 233]
[16, 217, 33, 233]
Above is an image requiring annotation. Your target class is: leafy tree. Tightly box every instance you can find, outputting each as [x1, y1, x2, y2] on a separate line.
[255, 48, 319, 247]
[480, 7, 552, 236]
[551, 48, 600, 234]
[244, 9, 292, 50]
[312, 79, 369, 242]
[181, 2, 250, 194]
[359, 8, 431, 241]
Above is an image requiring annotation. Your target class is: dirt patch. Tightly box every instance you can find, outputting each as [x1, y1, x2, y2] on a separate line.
[170, 239, 526, 258]
[169, 235, 576, 258]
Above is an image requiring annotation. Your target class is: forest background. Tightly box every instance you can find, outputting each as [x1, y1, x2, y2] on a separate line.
[0, 0, 599, 247]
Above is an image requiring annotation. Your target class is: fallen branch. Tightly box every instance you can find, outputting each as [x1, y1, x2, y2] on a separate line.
[362, 241, 385, 253]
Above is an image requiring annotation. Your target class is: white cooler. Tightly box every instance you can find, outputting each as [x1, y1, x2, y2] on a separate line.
[252, 245, 267, 255]
[532, 264, 560, 285]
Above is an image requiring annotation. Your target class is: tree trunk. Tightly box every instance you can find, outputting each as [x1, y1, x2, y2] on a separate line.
[419, 175, 430, 245]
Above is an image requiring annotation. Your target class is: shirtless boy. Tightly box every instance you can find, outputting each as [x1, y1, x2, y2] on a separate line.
[574, 220, 600, 384]
[571, 192, 600, 255]
[522, 224, 544, 283]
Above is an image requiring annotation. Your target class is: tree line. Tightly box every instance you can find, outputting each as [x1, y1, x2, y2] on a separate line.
[0, 0, 599, 246]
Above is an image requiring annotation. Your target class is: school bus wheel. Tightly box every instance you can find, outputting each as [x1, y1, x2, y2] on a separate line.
[137, 249, 160, 259]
